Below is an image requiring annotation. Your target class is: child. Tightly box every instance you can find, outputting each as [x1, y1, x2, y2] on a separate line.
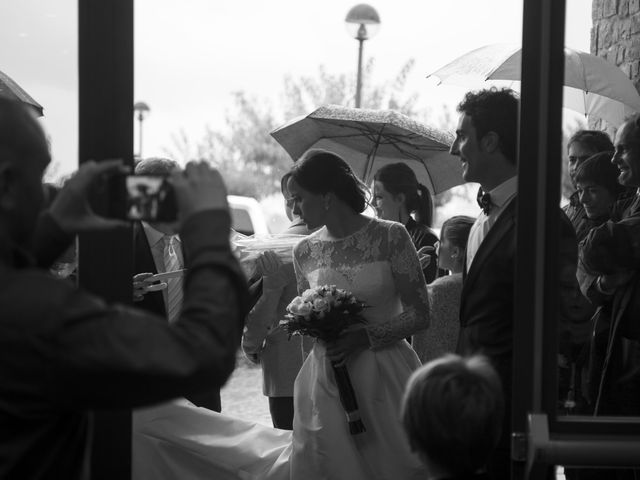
[401, 354, 504, 479]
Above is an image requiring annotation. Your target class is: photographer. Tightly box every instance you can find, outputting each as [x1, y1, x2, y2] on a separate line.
[0, 99, 248, 479]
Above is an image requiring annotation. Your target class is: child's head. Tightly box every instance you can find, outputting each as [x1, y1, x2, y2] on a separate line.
[437, 216, 475, 272]
[401, 354, 504, 477]
[574, 151, 623, 220]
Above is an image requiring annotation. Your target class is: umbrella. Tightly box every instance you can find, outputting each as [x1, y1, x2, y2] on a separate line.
[0, 70, 44, 116]
[427, 43, 640, 127]
[270, 104, 463, 195]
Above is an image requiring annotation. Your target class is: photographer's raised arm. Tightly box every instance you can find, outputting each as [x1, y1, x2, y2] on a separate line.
[32, 159, 129, 268]
[39, 162, 249, 408]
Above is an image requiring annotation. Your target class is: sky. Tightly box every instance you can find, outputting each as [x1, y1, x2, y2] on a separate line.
[1, 0, 592, 182]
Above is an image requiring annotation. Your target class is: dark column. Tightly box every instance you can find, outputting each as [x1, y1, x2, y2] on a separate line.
[513, 0, 566, 479]
[78, 1, 134, 478]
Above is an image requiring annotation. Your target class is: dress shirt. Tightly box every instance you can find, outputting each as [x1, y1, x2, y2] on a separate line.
[142, 222, 184, 311]
[466, 176, 518, 272]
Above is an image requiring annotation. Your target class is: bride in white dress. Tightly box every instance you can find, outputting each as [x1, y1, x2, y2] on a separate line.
[133, 151, 431, 480]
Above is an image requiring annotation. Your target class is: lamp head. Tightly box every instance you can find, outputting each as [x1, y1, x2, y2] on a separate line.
[133, 101, 151, 120]
[345, 4, 380, 40]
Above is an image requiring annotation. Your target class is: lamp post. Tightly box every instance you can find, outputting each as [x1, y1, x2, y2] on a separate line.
[133, 101, 150, 158]
[345, 4, 380, 108]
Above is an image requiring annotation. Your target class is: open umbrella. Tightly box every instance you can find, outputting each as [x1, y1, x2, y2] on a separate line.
[270, 105, 462, 195]
[427, 43, 640, 127]
[0, 70, 44, 116]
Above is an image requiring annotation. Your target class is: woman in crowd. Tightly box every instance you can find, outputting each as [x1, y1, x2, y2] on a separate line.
[133, 151, 430, 480]
[412, 216, 474, 363]
[373, 162, 440, 282]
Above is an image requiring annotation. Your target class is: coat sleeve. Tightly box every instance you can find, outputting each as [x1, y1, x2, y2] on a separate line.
[44, 209, 249, 409]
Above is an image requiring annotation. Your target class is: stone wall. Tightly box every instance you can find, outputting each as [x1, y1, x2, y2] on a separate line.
[592, 0, 640, 92]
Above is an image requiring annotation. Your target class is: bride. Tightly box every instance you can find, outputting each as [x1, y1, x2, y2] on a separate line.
[133, 151, 431, 480]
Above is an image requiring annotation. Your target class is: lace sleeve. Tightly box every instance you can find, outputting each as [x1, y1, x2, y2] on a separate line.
[366, 223, 430, 349]
[293, 242, 310, 295]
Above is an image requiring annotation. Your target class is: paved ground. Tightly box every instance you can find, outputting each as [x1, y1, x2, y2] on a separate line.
[220, 355, 272, 427]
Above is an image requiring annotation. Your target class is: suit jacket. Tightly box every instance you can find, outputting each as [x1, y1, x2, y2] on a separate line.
[133, 222, 222, 412]
[458, 197, 578, 402]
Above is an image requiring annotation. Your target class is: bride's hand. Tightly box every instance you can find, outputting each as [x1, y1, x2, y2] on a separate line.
[325, 325, 370, 367]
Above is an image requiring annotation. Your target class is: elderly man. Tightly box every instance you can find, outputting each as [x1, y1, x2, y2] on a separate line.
[0, 98, 247, 479]
[449, 88, 578, 480]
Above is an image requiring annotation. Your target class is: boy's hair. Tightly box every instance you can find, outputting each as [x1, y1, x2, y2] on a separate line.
[401, 354, 504, 476]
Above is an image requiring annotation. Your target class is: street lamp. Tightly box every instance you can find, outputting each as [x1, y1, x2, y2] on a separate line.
[133, 101, 150, 158]
[345, 4, 380, 108]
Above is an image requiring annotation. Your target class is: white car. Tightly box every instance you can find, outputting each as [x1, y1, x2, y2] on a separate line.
[228, 195, 269, 236]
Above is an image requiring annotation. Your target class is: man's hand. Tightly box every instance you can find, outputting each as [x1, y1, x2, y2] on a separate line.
[257, 250, 289, 290]
[171, 161, 228, 221]
[133, 272, 166, 302]
[598, 270, 635, 294]
[417, 246, 435, 271]
[49, 159, 129, 234]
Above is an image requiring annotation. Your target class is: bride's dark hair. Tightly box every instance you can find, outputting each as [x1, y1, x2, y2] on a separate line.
[290, 150, 369, 213]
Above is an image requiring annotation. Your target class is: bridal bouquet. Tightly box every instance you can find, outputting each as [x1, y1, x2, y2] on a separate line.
[282, 285, 367, 435]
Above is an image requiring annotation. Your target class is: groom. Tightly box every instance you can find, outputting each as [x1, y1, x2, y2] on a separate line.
[449, 88, 578, 480]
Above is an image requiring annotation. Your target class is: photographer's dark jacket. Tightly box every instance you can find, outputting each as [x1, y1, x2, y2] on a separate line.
[0, 210, 248, 480]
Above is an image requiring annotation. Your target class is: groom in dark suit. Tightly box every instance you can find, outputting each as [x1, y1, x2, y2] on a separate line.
[449, 88, 578, 480]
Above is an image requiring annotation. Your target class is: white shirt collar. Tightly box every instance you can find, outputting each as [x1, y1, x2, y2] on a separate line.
[487, 176, 518, 209]
[142, 222, 180, 247]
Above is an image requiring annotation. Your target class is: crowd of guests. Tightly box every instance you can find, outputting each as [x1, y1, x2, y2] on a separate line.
[1, 83, 639, 479]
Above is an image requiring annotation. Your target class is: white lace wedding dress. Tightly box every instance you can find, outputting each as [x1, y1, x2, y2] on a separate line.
[133, 218, 430, 480]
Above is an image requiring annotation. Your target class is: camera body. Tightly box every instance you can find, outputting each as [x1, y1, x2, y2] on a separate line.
[107, 174, 177, 222]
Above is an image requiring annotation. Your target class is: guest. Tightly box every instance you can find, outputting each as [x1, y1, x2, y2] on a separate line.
[401, 354, 503, 480]
[373, 162, 440, 282]
[242, 172, 313, 429]
[560, 151, 625, 413]
[564, 130, 615, 242]
[0, 98, 247, 479]
[412, 216, 474, 363]
[449, 87, 578, 480]
[132, 157, 222, 412]
[578, 115, 640, 418]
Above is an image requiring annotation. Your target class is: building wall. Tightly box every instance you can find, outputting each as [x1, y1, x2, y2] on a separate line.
[592, 0, 640, 92]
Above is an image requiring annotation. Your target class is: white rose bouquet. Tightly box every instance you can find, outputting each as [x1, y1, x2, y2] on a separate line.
[282, 285, 367, 435]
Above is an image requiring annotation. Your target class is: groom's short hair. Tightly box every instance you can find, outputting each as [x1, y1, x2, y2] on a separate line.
[401, 354, 504, 476]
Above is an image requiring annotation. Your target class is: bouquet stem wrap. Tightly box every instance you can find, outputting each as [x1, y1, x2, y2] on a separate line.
[331, 363, 366, 435]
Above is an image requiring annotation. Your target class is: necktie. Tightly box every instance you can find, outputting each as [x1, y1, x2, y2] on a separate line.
[163, 235, 183, 323]
[477, 187, 492, 215]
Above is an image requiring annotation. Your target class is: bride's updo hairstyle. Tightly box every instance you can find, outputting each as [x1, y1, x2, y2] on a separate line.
[290, 150, 369, 214]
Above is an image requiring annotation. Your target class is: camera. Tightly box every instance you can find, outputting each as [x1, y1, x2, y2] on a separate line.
[123, 174, 177, 222]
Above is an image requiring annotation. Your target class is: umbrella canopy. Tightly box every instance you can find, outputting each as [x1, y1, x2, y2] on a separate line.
[428, 43, 640, 127]
[0, 70, 44, 117]
[270, 105, 463, 195]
